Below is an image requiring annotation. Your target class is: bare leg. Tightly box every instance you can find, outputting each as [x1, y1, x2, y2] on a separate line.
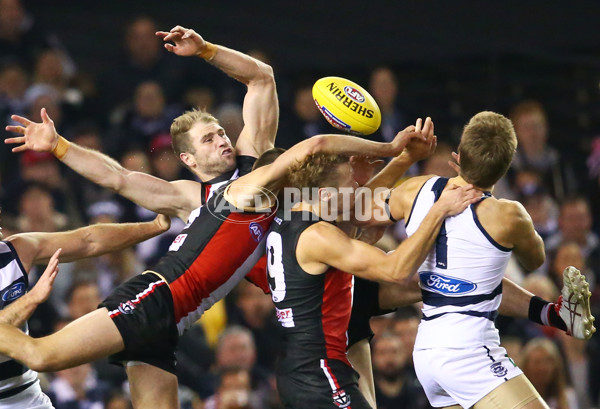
[127, 363, 180, 409]
[0, 308, 123, 372]
[499, 278, 533, 319]
[347, 339, 376, 409]
[473, 374, 549, 409]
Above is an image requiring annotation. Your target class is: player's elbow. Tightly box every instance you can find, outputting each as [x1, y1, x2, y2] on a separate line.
[519, 251, 545, 272]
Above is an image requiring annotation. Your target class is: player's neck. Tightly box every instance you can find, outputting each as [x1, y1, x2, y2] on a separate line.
[449, 176, 494, 193]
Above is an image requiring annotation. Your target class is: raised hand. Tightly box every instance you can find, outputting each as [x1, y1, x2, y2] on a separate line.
[350, 155, 384, 186]
[156, 25, 206, 57]
[435, 184, 482, 216]
[28, 248, 61, 305]
[5, 108, 59, 153]
[404, 117, 437, 162]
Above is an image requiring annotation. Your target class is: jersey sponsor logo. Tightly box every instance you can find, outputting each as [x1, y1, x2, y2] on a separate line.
[490, 361, 508, 377]
[419, 272, 477, 295]
[117, 300, 136, 315]
[249, 222, 264, 242]
[275, 307, 295, 328]
[332, 389, 351, 408]
[343, 86, 366, 103]
[1, 282, 25, 302]
[169, 234, 188, 252]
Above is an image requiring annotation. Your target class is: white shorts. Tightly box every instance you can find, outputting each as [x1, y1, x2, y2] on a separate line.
[413, 344, 523, 408]
[0, 381, 54, 409]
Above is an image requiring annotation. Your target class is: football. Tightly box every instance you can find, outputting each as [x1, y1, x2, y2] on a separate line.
[312, 76, 381, 135]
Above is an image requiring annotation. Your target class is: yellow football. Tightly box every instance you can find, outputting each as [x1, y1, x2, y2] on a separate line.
[312, 76, 381, 135]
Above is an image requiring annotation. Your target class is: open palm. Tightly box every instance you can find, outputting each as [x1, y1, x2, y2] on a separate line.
[5, 108, 58, 153]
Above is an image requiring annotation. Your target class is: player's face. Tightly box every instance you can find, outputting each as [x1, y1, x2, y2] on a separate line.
[188, 121, 236, 177]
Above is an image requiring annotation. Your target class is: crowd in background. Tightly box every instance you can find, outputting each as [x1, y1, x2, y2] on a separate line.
[1, 1, 600, 408]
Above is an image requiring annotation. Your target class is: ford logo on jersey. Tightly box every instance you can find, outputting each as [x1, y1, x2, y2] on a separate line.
[2, 282, 25, 302]
[419, 272, 477, 295]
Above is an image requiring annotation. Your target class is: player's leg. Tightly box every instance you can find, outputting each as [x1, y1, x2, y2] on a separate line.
[126, 363, 180, 409]
[473, 374, 549, 409]
[501, 267, 596, 339]
[0, 308, 123, 371]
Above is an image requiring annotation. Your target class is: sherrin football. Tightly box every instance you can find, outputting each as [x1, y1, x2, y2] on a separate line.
[312, 76, 381, 135]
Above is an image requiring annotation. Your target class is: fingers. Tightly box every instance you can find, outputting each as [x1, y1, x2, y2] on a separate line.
[12, 144, 29, 153]
[10, 114, 32, 126]
[5, 126, 25, 136]
[40, 108, 52, 124]
[452, 152, 459, 161]
[155, 31, 169, 38]
[164, 43, 175, 52]
[421, 117, 431, 137]
[182, 29, 196, 39]
[170, 25, 187, 33]
[162, 31, 182, 43]
[415, 118, 423, 134]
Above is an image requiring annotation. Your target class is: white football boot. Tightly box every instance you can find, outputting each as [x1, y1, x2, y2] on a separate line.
[557, 266, 596, 340]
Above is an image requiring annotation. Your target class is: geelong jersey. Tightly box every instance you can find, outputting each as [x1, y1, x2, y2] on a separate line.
[0, 242, 38, 396]
[151, 156, 275, 334]
[267, 210, 354, 382]
[405, 177, 512, 348]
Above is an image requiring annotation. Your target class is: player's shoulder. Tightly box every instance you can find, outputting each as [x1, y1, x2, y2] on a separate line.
[480, 197, 531, 231]
[394, 175, 435, 202]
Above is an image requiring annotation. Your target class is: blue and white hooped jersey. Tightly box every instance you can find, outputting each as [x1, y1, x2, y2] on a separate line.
[405, 177, 512, 348]
[0, 241, 38, 395]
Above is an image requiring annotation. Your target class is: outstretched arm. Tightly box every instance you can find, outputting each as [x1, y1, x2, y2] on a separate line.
[300, 184, 481, 283]
[5, 110, 200, 221]
[7, 215, 171, 271]
[0, 249, 60, 328]
[228, 126, 423, 207]
[157, 26, 278, 157]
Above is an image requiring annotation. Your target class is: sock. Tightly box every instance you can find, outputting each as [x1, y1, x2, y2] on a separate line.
[528, 296, 567, 331]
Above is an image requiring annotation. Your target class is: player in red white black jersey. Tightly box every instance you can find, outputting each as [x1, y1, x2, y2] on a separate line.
[265, 152, 480, 409]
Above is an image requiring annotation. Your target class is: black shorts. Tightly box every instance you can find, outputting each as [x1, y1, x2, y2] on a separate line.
[277, 359, 371, 409]
[98, 272, 178, 374]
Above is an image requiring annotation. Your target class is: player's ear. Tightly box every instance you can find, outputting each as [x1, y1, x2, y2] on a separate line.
[180, 152, 196, 168]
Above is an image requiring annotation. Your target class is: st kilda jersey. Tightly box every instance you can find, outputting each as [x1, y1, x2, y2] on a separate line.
[266, 210, 355, 382]
[152, 155, 275, 334]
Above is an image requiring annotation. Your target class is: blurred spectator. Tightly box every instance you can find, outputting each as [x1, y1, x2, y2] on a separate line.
[508, 100, 577, 201]
[392, 306, 421, 370]
[277, 80, 329, 149]
[0, 0, 73, 71]
[0, 61, 29, 122]
[549, 242, 594, 292]
[368, 66, 407, 144]
[586, 137, 600, 235]
[215, 103, 244, 147]
[420, 142, 457, 178]
[520, 189, 559, 241]
[204, 367, 261, 409]
[65, 280, 102, 320]
[558, 332, 594, 409]
[107, 80, 180, 155]
[98, 15, 205, 113]
[521, 337, 579, 409]
[17, 182, 69, 233]
[545, 197, 600, 284]
[47, 362, 111, 409]
[213, 326, 273, 407]
[372, 332, 432, 409]
[228, 279, 280, 372]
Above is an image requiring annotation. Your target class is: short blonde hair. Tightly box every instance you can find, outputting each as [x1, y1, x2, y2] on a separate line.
[170, 108, 219, 156]
[288, 153, 350, 189]
[458, 111, 517, 188]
